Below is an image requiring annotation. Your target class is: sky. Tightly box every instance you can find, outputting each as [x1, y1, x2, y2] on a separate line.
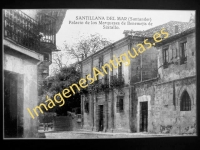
[54, 9, 195, 67]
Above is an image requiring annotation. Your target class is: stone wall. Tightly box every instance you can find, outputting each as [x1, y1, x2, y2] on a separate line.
[153, 77, 196, 135]
[134, 74, 196, 135]
[4, 46, 40, 138]
[81, 38, 132, 132]
[133, 79, 156, 133]
[81, 31, 196, 135]
[157, 32, 196, 82]
[113, 88, 130, 132]
[130, 39, 158, 84]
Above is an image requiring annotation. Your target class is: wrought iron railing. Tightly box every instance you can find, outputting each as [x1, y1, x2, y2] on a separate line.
[110, 75, 124, 88]
[4, 9, 40, 51]
[4, 9, 56, 51]
[103, 76, 109, 89]
[38, 14, 56, 45]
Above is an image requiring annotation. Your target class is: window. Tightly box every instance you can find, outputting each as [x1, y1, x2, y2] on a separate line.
[171, 48, 174, 60]
[163, 47, 169, 68]
[175, 25, 179, 34]
[180, 41, 187, 64]
[99, 56, 103, 68]
[180, 91, 191, 111]
[119, 98, 124, 112]
[118, 62, 122, 78]
[104, 68, 109, 85]
[116, 96, 124, 113]
[175, 48, 178, 58]
[43, 53, 50, 61]
[96, 73, 99, 83]
[84, 97, 89, 113]
[94, 69, 99, 84]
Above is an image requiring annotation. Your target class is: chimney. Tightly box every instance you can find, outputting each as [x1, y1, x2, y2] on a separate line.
[123, 30, 129, 37]
[189, 13, 195, 23]
[175, 25, 178, 34]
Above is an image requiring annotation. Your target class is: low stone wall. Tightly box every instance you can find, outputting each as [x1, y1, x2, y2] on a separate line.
[53, 116, 73, 131]
[53, 115, 82, 131]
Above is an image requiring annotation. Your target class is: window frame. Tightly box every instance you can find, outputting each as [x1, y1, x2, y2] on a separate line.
[119, 98, 124, 112]
[84, 96, 89, 113]
[116, 96, 124, 113]
[163, 46, 169, 68]
[179, 40, 187, 65]
[180, 91, 191, 111]
[118, 62, 123, 78]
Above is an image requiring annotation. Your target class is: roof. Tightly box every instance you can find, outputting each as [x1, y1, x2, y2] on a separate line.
[156, 26, 195, 46]
[37, 9, 67, 34]
[124, 21, 195, 38]
[81, 21, 195, 63]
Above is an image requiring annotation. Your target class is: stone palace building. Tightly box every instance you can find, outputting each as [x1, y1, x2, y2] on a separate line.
[80, 20, 196, 135]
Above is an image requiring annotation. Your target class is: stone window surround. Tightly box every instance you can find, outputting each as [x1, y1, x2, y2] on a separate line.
[116, 95, 124, 113]
[177, 85, 194, 110]
[180, 90, 191, 111]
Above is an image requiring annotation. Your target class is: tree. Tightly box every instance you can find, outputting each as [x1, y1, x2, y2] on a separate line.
[40, 65, 81, 115]
[64, 33, 112, 62]
[50, 46, 70, 75]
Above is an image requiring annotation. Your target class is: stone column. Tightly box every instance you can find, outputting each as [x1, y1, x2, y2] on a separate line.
[90, 93, 94, 131]
[91, 56, 94, 130]
[81, 95, 84, 128]
[95, 94, 99, 131]
[110, 45, 114, 132]
[104, 92, 108, 132]
[93, 93, 97, 131]
[128, 39, 133, 133]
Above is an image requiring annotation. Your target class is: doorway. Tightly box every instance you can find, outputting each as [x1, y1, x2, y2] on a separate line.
[99, 105, 104, 131]
[140, 101, 148, 132]
[4, 70, 24, 138]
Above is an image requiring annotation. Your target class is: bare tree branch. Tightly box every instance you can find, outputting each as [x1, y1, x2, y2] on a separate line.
[63, 33, 112, 61]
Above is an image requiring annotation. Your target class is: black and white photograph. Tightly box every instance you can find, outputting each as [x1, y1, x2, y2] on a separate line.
[3, 9, 196, 139]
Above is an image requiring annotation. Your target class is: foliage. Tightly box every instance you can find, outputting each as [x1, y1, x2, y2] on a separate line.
[50, 46, 70, 75]
[40, 65, 81, 115]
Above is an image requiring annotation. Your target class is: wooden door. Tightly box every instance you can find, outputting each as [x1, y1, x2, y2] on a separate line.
[140, 101, 148, 132]
[99, 105, 104, 131]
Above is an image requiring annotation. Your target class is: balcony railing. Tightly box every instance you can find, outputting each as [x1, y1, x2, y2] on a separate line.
[38, 14, 56, 47]
[4, 10, 56, 52]
[110, 75, 124, 88]
[4, 9, 40, 51]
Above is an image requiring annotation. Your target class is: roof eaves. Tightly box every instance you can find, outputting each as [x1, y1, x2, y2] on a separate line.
[155, 27, 195, 47]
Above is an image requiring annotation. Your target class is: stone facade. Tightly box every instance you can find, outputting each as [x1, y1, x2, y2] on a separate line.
[4, 40, 43, 138]
[132, 26, 196, 135]
[80, 21, 196, 135]
[81, 33, 159, 133]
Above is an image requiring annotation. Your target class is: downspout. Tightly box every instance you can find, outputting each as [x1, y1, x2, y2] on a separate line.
[36, 55, 44, 134]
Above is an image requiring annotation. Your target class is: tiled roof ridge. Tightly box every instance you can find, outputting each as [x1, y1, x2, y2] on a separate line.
[124, 21, 195, 37]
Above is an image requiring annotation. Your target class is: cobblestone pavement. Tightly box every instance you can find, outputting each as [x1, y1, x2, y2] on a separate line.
[42, 130, 180, 139]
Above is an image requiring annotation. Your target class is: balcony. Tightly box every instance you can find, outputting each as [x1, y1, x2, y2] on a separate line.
[4, 10, 56, 52]
[38, 14, 56, 51]
[102, 77, 110, 91]
[110, 75, 125, 88]
[4, 10, 40, 51]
